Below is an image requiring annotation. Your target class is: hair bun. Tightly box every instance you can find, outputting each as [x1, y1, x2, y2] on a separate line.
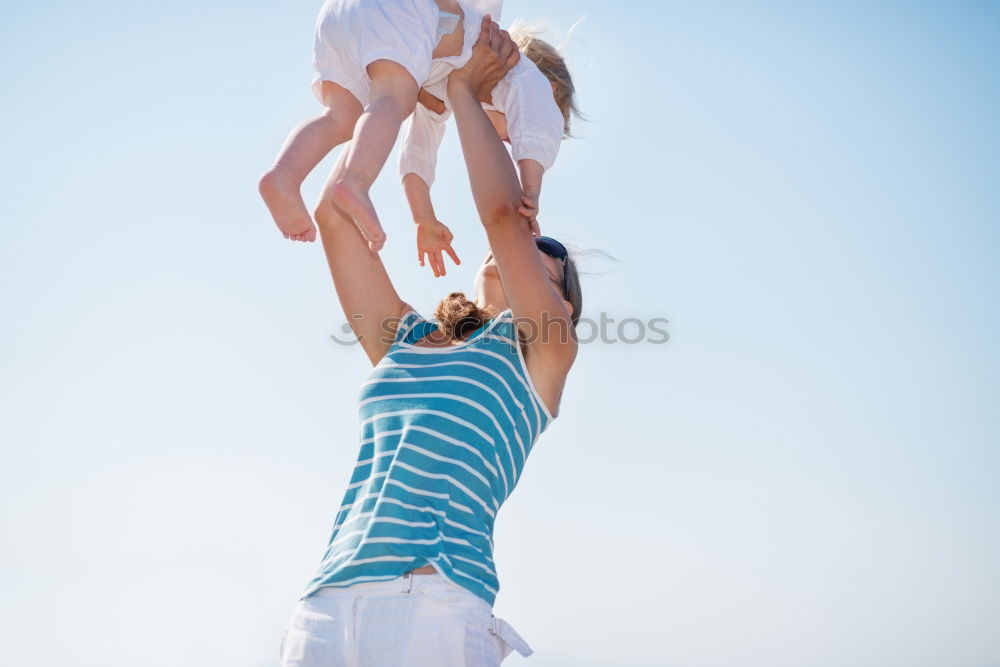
[433, 292, 495, 342]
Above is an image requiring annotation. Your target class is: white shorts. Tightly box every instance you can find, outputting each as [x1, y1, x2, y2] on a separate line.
[311, 0, 439, 107]
[279, 572, 533, 666]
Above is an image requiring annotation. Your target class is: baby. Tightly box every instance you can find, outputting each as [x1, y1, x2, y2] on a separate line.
[400, 21, 579, 274]
[259, 0, 495, 249]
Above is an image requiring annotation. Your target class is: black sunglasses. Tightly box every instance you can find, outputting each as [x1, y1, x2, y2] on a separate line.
[534, 236, 569, 295]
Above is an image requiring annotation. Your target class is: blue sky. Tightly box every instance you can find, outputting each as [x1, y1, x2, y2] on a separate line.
[1, 1, 998, 666]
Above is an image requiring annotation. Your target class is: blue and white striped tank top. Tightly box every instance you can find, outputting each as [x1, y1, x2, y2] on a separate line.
[300, 308, 554, 607]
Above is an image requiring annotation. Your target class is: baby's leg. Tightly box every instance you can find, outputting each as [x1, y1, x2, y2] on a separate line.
[259, 82, 363, 242]
[330, 60, 418, 252]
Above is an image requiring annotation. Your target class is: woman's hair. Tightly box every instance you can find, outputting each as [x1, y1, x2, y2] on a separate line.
[434, 293, 496, 342]
[433, 251, 583, 343]
[509, 21, 581, 137]
[562, 252, 583, 328]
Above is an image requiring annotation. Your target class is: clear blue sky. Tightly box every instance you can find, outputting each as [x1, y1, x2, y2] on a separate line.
[2, 1, 998, 666]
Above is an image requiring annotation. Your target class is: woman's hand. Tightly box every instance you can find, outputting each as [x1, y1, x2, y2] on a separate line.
[451, 15, 520, 103]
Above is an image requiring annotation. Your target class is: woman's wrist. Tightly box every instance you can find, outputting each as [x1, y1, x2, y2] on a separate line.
[447, 72, 476, 97]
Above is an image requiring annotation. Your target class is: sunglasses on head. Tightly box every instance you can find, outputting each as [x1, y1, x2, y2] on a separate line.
[534, 236, 569, 295]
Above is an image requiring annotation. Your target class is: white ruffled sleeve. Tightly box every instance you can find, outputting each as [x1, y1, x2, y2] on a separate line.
[398, 102, 451, 188]
[463, 0, 503, 22]
[501, 59, 564, 172]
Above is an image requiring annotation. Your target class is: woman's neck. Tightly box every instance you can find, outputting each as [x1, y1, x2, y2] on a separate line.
[476, 291, 507, 315]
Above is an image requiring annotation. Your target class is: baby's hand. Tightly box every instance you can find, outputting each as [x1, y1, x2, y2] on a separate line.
[416, 220, 461, 277]
[518, 192, 541, 236]
[417, 88, 446, 115]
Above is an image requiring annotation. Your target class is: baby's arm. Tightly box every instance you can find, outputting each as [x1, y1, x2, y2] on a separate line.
[399, 95, 450, 193]
[403, 172, 439, 226]
[517, 159, 543, 235]
[399, 99, 460, 276]
[405, 174, 460, 276]
[501, 58, 565, 233]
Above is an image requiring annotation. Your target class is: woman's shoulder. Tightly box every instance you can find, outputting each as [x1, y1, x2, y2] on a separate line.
[478, 308, 520, 346]
[393, 305, 432, 345]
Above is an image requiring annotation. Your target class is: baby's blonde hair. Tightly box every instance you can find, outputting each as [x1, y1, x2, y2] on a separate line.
[509, 20, 580, 137]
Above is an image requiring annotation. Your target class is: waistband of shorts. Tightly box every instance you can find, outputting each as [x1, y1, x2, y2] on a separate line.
[313, 572, 492, 612]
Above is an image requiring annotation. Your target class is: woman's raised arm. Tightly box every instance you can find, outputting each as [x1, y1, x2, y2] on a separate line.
[314, 144, 409, 366]
[448, 19, 578, 372]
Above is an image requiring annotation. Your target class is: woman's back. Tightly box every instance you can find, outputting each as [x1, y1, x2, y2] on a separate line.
[301, 309, 553, 607]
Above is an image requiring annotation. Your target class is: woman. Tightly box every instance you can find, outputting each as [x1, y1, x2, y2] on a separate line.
[279, 18, 581, 667]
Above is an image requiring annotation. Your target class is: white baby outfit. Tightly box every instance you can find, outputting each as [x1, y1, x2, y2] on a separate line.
[398, 55, 564, 188]
[312, 0, 457, 107]
[398, 2, 564, 187]
[309, 0, 562, 183]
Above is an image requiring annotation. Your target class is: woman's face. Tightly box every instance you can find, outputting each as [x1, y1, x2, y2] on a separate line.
[474, 248, 566, 311]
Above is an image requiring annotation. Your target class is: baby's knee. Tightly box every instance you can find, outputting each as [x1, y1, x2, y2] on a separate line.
[316, 106, 358, 139]
[366, 60, 419, 112]
[319, 81, 363, 117]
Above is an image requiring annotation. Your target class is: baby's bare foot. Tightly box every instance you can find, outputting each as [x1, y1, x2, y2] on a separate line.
[259, 168, 317, 242]
[331, 177, 387, 252]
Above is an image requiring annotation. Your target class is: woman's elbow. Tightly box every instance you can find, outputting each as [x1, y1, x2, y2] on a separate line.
[479, 200, 519, 228]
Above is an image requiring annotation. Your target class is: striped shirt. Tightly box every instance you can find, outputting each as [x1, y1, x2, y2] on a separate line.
[300, 308, 554, 607]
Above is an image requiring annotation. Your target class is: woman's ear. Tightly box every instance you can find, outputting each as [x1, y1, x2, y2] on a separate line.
[563, 299, 573, 317]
